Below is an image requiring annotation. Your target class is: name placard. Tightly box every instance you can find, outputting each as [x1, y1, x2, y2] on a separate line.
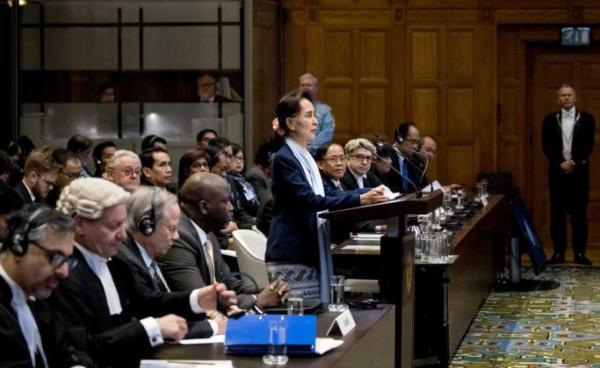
[326, 309, 356, 337]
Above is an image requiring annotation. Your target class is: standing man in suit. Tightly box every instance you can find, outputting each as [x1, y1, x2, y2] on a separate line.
[0, 205, 93, 367]
[542, 84, 596, 265]
[299, 73, 336, 154]
[15, 146, 60, 205]
[159, 172, 288, 311]
[52, 178, 236, 367]
[118, 186, 227, 338]
[341, 138, 382, 191]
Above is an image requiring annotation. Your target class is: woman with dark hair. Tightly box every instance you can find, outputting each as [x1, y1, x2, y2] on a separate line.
[177, 149, 210, 189]
[265, 89, 387, 301]
[227, 143, 259, 217]
[205, 138, 232, 177]
[92, 140, 117, 177]
[141, 134, 168, 152]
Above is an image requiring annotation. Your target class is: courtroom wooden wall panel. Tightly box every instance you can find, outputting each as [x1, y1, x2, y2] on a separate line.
[447, 88, 474, 136]
[411, 88, 439, 136]
[446, 30, 474, 79]
[410, 30, 439, 80]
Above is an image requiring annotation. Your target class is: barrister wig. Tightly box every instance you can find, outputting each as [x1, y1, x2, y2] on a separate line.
[56, 177, 130, 220]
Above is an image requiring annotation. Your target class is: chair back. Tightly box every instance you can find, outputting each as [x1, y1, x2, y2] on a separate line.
[232, 229, 269, 289]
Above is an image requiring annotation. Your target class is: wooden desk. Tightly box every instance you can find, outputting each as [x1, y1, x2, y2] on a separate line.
[414, 195, 508, 366]
[150, 306, 396, 368]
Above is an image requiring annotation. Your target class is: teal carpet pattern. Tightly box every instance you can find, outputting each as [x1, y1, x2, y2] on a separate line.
[451, 267, 600, 367]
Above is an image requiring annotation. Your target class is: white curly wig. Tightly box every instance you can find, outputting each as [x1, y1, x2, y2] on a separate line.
[56, 177, 130, 219]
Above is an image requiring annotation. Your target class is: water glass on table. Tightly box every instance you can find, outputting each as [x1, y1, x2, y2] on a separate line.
[329, 275, 348, 312]
[287, 294, 303, 316]
[263, 317, 289, 366]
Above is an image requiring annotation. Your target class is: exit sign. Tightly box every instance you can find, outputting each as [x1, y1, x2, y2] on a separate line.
[561, 27, 591, 46]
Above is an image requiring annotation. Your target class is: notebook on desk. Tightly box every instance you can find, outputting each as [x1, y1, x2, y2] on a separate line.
[225, 314, 317, 355]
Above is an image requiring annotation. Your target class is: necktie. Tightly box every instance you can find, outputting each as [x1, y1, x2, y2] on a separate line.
[203, 238, 216, 284]
[401, 159, 409, 191]
[149, 261, 170, 292]
[12, 299, 48, 367]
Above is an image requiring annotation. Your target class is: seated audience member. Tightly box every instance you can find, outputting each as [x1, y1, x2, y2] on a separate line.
[389, 121, 422, 193]
[0, 205, 93, 366]
[92, 140, 117, 177]
[159, 173, 288, 310]
[15, 146, 60, 205]
[370, 142, 394, 188]
[117, 187, 227, 337]
[315, 143, 348, 195]
[341, 138, 382, 190]
[246, 141, 273, 203]
[228, 143, 259, 217]
[0, 150, 13, 182]
[66, 134, 93, 177]
[140, 147, 173, 189]
[206, 137, 233, 177]
[98, 83, 116, 103]
[46, 149, 82, 208]
[178, 150, 211, 190]
[418, 135, 460, 192]
[196, 74, 231, 103]
[103, 149, 142, 193]
[196, 129, 218, 150]
[6, 140, 26, 186]
[0, 182, 24, 241]
[141, 135, 168, 152]
[52, 178, 236, 367]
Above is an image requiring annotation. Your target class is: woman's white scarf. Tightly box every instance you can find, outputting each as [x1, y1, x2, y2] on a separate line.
[285, 138, 333, 303]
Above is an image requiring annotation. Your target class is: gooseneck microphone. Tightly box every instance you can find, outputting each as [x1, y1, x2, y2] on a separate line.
[358, 141, 422, 198]
[382, 141, 434, 193]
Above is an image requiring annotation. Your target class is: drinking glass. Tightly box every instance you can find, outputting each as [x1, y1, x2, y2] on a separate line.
[287, 296, 303, 316]
[456, 189, 465, 210]
[328, 275, 348, 312]
[443, 192, 454, 216]
[263, 317, 288, 365]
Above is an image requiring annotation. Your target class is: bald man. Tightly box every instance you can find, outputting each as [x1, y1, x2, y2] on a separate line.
[158, 173, 288, 311]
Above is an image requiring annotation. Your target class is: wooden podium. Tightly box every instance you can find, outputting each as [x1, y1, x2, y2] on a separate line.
[320, 191, 442, 368]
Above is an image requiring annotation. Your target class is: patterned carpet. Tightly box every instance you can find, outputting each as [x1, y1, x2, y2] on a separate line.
[451, 267, 600, 368]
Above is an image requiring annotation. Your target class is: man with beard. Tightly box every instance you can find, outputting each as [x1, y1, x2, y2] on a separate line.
[0, 205, 93, 366]
[15, 146, 60, 205]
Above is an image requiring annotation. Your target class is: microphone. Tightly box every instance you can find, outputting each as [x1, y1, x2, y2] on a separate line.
[358, 141, 422, 198]
[381, 142, 434, 193]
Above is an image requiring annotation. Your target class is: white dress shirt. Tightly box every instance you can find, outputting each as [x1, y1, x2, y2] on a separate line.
[75, 244, 164, 346]
[561, 107, 576, 161]
[0, 264, 48, 367]
[190, 221, 216, 284]
[348, 167, 366, 189]
[23, 181, 36, 203]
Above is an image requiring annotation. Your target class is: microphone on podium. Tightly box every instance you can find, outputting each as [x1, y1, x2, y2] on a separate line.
[358, 141, 422, 198]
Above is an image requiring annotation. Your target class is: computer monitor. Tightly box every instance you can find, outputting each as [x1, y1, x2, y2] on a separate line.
[511, 198, 546, 274]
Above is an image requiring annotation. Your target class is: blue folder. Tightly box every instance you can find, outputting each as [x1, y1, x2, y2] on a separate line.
[225, 314, 317, 355]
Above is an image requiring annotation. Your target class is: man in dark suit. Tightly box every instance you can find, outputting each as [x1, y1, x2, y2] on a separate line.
[117, 186, 226, 338]
[158, 172, 288, 311]
[0, 205, 93, 367]
[542, 84, 596, 265]
[341, 138, 382, 191]
[52, 178, 236, 367]
[15, 146, 60, 205]
[315, 142, 348, 196]
[388, 121, 422, 193]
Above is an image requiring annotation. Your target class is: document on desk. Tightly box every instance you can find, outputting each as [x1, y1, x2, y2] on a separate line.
[179, 335, 225, 345]
[343, 245, 380, 254]
[315, 338, 344, 355]
[140, 360, 233, 368]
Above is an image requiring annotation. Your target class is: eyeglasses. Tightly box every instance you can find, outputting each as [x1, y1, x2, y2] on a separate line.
[119, 168, 142, 177]
[41, 178, 56, 187]
[62, 171, 81, 180]
[31, 241, 78, 269]
[323, 156, 347, 164]
[232, 156, 244, 162]
[350, 154, 373, 162]
[191, 161, 209, 169]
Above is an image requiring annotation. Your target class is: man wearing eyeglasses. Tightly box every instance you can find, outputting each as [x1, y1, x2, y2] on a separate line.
[103, 149, 142, 193]
[15, 146, 60, 205]
[341, 138, 382, 191]
[46, 149, 83, 208]
[51, 178, 237, 367]
[0, 205, 93, 367]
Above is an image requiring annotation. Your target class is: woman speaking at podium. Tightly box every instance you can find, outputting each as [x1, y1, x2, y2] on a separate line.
[265, 89, 388, 302]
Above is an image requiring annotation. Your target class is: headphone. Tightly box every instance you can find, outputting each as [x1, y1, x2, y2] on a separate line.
[8, 207, 46, 256]
[394, 121, 415, 144]
[137, 188, 158, 236]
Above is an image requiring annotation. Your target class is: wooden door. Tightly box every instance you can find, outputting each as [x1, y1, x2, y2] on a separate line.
[528, 47, 600, 246]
